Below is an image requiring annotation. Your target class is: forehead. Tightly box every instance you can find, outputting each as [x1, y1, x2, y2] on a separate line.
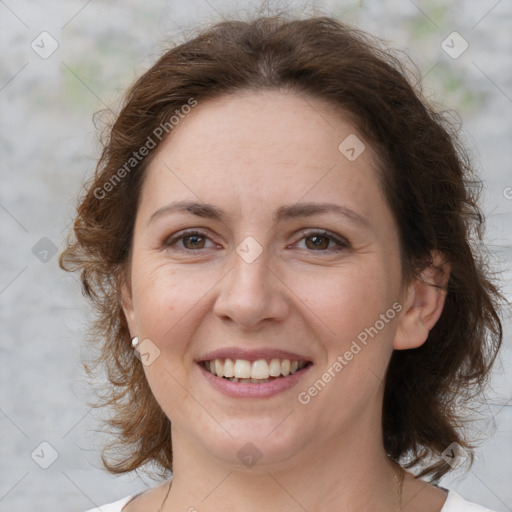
[158, 89, 368, 163]
[138, 89, 387, 225]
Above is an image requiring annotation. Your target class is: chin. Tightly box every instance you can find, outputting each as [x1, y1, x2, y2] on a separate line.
[202, 421, 309, 470]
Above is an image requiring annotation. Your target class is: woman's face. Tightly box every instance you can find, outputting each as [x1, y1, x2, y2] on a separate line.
[122, 89, 406, 469]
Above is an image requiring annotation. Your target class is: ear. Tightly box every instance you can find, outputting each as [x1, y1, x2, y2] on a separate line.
[118, 267, 137, 337]
[394, 251, 450, 350]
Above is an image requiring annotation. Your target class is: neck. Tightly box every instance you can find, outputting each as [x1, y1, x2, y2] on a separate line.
[163, 419, 401, 511]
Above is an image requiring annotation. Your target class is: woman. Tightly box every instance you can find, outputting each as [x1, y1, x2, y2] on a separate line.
[60, 12, 504, 512]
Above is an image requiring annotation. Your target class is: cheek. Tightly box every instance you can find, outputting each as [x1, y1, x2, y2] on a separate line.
[131, 260, 201, 412]
[294, 262, 400, 425]
[295, 260, 399, 343]
[130, 254, 218, 354]
[130, 256, 183, 342]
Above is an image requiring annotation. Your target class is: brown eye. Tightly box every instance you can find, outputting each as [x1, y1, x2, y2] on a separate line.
[305, 234, 330, 250]
[182, 234, 206, 249]
[297, 230, 350, 253]
[164, 230, 216, 252]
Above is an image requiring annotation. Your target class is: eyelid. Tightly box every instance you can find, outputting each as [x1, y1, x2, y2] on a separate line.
[294, 228, 350, 251]
[163, 228, 218, 250]
[163, 228, 350, 253]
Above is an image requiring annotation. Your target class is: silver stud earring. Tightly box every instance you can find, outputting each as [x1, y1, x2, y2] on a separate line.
[131, 336, 139, 348]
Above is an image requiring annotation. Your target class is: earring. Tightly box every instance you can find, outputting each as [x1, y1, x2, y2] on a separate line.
[131, 336, 139, 348]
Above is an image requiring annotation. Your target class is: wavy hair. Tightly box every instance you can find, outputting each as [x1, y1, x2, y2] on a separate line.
[59, 12, 504, 482]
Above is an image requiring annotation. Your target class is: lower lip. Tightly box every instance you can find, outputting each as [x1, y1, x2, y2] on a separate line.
[197, 363, 312, 398]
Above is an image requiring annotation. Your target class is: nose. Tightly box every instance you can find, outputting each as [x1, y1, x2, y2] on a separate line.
[212, 244, 290, 330]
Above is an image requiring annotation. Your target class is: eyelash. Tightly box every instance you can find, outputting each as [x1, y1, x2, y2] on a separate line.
[163, 229, 350, 254]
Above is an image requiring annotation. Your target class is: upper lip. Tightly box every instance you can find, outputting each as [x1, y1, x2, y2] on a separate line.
[197, 347, 313, 363]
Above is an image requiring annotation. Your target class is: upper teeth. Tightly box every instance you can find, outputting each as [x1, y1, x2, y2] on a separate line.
[204, 358, 308, 379]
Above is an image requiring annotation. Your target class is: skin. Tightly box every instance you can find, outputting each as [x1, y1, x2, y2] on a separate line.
[121, 89, 450, 512]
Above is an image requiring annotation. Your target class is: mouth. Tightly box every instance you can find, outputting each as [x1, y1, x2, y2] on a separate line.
[199, 358, 312, 383]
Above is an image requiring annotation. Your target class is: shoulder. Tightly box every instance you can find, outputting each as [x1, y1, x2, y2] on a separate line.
[442, 489, 498, 512]
[84, 495, 135, 512]
[84, 488, 497, 512]
[84, 481, 170, 512]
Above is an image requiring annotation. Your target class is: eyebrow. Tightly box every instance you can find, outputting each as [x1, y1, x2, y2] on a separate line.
[148, 200, 370, 228]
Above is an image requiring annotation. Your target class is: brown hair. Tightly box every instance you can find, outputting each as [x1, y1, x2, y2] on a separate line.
[60, 12, 504, 482]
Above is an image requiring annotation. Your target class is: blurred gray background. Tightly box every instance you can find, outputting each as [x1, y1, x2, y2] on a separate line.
[1, 0, 511, 510]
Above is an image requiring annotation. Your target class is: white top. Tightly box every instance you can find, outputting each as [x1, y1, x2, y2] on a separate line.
[84, 489, 497, 511]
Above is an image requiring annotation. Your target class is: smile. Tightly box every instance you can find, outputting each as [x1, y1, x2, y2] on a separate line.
[201, 358, 309, 382]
